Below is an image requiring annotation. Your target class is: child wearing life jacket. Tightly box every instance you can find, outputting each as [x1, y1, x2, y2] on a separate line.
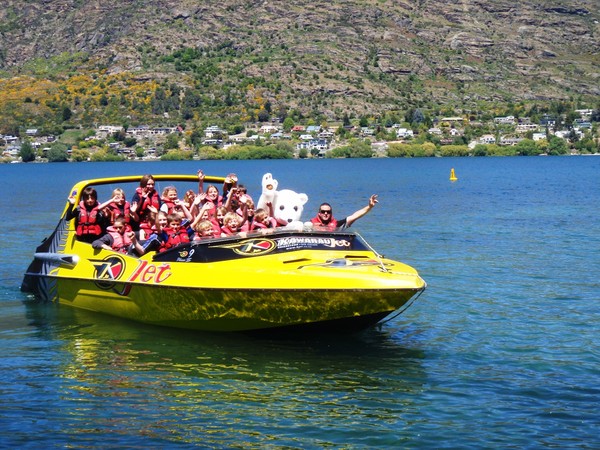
[197, 170, 231, 212]
[130, 174, 160, 232]
[66, 187, 106, 243]
[220, 212, 246, 238]
[98, 188, 132, 231]
[158, 214, 191, 253]
[193, 220, 216, 240]
[141, 211, 168, 253]
[160, 186, 194, 223]
[249, 208, 277, 232]
[197, 184, 223, 216]
[190, 203, 222, 236]
[91, 215, 144, 256]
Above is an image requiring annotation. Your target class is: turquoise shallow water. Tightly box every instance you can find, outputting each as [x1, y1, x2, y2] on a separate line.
[1, 157, 599, 448]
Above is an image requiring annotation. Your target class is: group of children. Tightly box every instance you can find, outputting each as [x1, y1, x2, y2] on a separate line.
[67, 170, 380, 257]
[67, 171, 278, 256]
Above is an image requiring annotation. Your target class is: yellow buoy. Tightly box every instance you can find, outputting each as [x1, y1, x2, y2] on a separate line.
[450, 168, 458, 182]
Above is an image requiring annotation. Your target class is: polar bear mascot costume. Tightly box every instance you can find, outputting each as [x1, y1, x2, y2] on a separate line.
[257, 173, 308, 231]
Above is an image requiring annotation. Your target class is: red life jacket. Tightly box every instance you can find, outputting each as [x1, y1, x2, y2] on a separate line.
[161, 199, 176, 214]
[310, 215, 338, 231]
[106, 201, 131, 226]
[136, 187, 160, 213]
[138, 220, 154, 240]
[250, 217, 276, 231]
[106, 226, 132, 253]
[76, 201, 102, 236]
[159, 227, 190, 252]
[220, 225, 238, 236]
[210, 218, 222, 234]
[201, 195, 223, 214]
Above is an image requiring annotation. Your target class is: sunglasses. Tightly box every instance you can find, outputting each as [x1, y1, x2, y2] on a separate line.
[319, 209, 332, 214]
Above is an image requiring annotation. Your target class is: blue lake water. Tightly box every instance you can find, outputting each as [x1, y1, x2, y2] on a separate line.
[1, 157, 599, 448]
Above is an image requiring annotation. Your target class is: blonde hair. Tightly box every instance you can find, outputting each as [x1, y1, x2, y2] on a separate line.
[253, 208, 268, 223]
[162, 186, 177, 198]
[194, 220, 214, 233]
[223, 212, 239, 228]
[112, 188, 125, 198]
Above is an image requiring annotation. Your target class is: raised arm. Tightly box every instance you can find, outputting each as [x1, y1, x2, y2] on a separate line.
[345, 194, 378, 228]
[97, 195, 118, 211]
[197, 169, 205, 194]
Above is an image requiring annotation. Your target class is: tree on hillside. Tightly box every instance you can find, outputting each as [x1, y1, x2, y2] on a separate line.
[62, 106, 72, 121]
[547, 136, 568, 155]
[164, 132, 180, 150]
[342, 113, 351, 127]
[19, 141, 36, 162]
[47, 143, 70, 162]
[514, 139, 541, 156]
[283, 117, 294, 132]
[70, 148, 90, 162]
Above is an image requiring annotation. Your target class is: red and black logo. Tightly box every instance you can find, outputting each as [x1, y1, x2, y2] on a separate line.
[91, 255, 126, 289]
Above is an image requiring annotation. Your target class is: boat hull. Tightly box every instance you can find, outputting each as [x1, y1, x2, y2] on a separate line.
[21, 174, 426, 333]
[47, 278, 421, 332]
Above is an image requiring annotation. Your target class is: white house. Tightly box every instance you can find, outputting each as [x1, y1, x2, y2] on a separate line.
[204, 125, 224, 138]
[500, 137, 523, 146]
[396, 128, 414, 139]
[259, 124, 281, 134]
[98, 125, 124, 134]
[516, 124, 539, 133]
[494, 116, 516, 125]
[360, 127, 375, 136]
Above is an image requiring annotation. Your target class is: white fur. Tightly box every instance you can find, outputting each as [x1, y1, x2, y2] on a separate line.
[256, 173, 308, 230]
[257, 173, 278, 211]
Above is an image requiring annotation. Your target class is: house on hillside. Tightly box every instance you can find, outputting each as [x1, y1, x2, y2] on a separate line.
[360, 127, 375, 136]
[539, 115, 556, 127]
[396, 128, 414, 139]
[204, 125, 224, 138]
[575, 109, 593, 118]
[479, 135, 496, 144]
[259, 124, 281, 134]
[296, 139, 329, 153]
[516, 123, 539, 133]
[500, 137, 523, 146]
[494, 116, 516, 125]
[574, 119, 591, 129]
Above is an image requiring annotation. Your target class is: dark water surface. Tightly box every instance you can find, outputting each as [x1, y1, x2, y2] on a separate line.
[1, 157, 599, 448]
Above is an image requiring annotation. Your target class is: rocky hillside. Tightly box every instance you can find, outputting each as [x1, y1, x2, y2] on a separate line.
[0, 0, 598, 128]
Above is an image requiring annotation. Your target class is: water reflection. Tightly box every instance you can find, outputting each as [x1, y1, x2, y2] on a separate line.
[23, 301, 427, 447]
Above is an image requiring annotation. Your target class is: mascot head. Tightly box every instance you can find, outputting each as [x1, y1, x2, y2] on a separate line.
[272, 189, 308, 225]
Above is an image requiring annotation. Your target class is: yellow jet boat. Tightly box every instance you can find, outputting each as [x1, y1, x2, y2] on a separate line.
[21, 175, 426, 333]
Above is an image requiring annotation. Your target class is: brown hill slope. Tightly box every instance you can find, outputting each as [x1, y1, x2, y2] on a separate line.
[0, 0, 598, 125]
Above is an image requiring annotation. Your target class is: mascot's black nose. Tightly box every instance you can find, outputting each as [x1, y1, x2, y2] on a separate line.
[287, 218, 293, 223]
